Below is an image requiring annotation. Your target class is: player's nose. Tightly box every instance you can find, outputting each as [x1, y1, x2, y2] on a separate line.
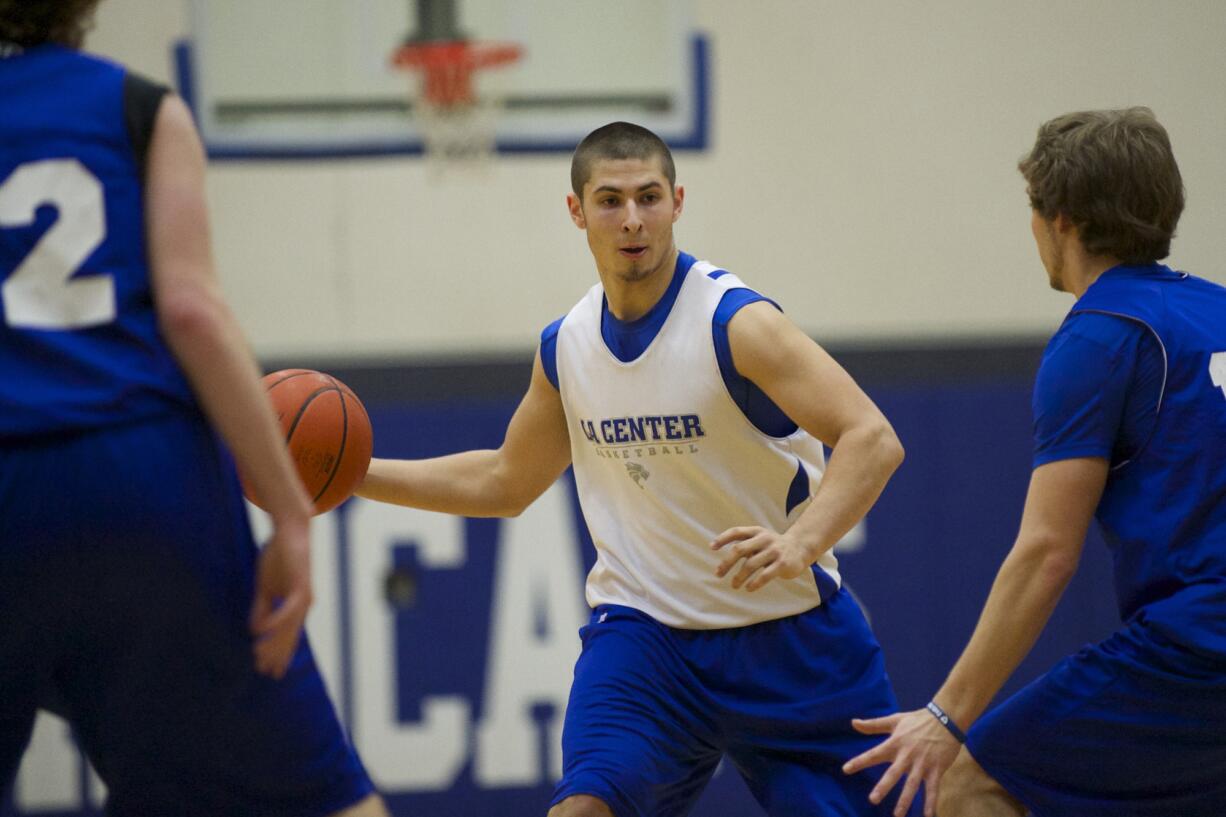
[621, 202, 643, 231]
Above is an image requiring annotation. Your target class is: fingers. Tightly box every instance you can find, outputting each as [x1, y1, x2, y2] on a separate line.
[251, 588, 305, 638]
[851, 713, 903, 735]
[842, 737, 894, 776]
[252, 592, 307, 679]
[868, 759, 904, 806]
[714, 532, 768, 579]
[710, 526, 761, 550]
[894, 767, 923, 817]
[923, 770, 942, 817]
[844, 711, 961, 816]
[728, 544, 777, 589]
[248, 588, 273, 635]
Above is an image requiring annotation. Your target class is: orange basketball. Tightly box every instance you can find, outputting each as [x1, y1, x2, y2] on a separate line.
[247, 368, 374, 515]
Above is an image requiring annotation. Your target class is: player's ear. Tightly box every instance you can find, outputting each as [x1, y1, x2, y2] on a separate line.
[672, 184, 685, 222]
[567, 193, 586, 229]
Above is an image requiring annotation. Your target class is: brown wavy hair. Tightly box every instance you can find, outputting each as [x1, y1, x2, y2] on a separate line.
[0, 0, 102, 48]
[1019, 107, 1184, 263]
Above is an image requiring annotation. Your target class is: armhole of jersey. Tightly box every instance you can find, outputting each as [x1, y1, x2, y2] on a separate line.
[123, 71, 170, 187]
[1071, 308, 1169, 471]
[712, 288, 799, 438]
[540, 316, 564, 391]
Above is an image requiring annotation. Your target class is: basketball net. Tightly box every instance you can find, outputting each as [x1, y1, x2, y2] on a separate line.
[392, 41, 522, 168]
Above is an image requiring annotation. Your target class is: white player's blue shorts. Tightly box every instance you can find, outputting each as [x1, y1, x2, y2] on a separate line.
[967, 614, 1226, 816]
[551, 589, 920, 817]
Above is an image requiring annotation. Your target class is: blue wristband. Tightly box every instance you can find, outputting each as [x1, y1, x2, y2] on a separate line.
[926, 701, 967, 744]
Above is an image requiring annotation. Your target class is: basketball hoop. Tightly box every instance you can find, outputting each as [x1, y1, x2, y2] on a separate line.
[392, 40, 522, 166]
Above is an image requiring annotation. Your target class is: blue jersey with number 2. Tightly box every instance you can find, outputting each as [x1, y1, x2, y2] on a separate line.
[1033, 264, 1226, 656]
[0, 44, 196, 439]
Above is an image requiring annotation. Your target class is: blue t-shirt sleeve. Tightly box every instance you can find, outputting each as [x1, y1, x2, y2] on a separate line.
[1032, 311, 1156, 468]
[539, 317, 564, 390]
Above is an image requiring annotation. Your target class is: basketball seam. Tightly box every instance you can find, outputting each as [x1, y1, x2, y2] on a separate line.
[310, 375, 349, 506]
[283, 385, 338, 445]
[266, 370, 314, 390]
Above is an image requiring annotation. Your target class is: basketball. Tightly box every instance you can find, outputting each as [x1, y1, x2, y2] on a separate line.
[247, 369, 374, 515]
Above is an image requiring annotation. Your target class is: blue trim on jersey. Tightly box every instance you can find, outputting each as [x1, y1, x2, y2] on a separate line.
[712, 288, 798, 437]
[1067, 310, 1167, 472]
[785, 458, 809, 516]
[708, 269, 730, 280]
[540, 316, 564, 390]
[810, 564, 840, 601]
[599, 252, 696, 362]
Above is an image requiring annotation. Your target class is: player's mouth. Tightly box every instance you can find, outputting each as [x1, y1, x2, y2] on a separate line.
[619, 245, 649, 259]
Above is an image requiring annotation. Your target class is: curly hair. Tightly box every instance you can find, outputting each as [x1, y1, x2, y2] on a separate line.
[1019, 107, 1185, 264]
[0, 0, 103, 48]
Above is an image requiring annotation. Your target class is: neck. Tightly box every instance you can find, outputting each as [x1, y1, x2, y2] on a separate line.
[1064, 252, 1123, 298]
[600, 246, 679, 322]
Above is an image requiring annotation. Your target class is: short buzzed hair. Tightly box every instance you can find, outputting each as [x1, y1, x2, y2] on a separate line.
[0, 0, 102, 48]
[1019, 107, 1184, 263]
[570, 122, 676, 198]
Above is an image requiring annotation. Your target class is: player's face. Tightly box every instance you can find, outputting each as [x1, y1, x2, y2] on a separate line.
[1031, 208, 1065, 292]
[567, 157, 684, 284]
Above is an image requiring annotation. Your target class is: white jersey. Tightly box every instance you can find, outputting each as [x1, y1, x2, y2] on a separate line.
[554, 256, 840, 629]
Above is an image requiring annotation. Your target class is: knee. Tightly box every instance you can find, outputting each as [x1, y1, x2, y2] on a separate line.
[548, 794, 615, 817]
[937, 749, 997, 815]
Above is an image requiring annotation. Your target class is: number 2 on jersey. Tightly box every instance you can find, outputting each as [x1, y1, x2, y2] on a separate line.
[0, 159, 115, 329]
[1210, 352, 1226, 401]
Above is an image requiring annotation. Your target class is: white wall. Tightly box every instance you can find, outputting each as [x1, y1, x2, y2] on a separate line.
[89, 0, 1226, 358]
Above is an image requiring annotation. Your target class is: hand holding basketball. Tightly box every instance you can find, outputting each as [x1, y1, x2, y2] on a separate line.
[246, 369, 374, 515]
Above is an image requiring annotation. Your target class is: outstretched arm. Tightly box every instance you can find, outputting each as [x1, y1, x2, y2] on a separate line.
[146, 95, 314, 679]
[357, 348, 572, 517]
[711, 301, 905, 589]
[842, 456, 1107, 817]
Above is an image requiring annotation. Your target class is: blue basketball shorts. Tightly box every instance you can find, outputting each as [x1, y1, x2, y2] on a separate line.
[551, 590, 920, 817]
[967, 614, 1226, 816]
[0, 414, 373, 817]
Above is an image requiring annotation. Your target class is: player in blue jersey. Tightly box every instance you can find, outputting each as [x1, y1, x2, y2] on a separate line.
[0, 3, 385, 814]
[844, 107, 1226, 817]
[359, 121, 918, 817]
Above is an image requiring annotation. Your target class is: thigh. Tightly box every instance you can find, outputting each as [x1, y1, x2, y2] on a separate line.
[938, 748, 1025, 817]
[0, 588, 44, 799]
[713, 592, 919, 817]
[0, 433, 83, 797]
[0, 710, 36, 799]
[967, 619, 1226, 817]
[14, 418, 374, 817]
[552, 606, 722, 817]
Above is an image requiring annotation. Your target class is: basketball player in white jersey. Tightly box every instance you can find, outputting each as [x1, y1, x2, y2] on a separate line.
[359, 122, 917, 817]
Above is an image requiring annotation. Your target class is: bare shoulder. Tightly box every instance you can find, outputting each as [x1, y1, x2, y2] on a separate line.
[148, 94, 206, 171]
[152, 93, 197, 137]
[725, 297, 815, 375]
[726, 297, 791, 335]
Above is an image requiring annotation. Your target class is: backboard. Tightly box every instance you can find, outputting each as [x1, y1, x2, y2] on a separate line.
[179, 0, 709, 159]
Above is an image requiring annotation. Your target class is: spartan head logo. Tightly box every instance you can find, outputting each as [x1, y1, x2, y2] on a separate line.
[625, 461, 650, 488]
